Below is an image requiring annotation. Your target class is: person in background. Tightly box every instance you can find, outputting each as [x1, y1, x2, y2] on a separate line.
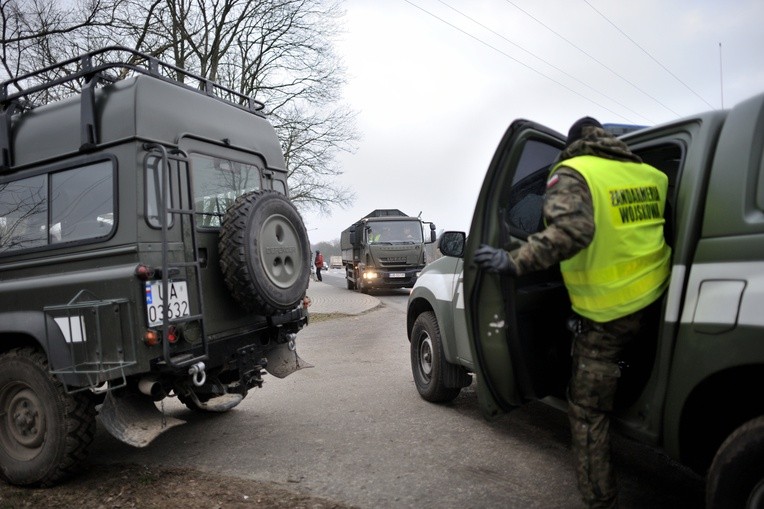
[474, 117, 671, 508]
[314, 250, 324, 282]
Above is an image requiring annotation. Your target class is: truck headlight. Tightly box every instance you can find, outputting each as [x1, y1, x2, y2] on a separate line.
[363, 271, 378, 279]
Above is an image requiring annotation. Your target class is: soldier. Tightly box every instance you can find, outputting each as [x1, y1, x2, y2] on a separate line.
[474, 117, 671, 508]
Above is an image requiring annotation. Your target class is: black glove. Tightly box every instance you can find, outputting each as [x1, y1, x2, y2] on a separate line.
[474, 244, 517, 275]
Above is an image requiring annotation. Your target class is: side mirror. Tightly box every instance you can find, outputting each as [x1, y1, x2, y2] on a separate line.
[429, 223, 437, 243]
[439, 231, 465, 258]
[348, 226, 357, 246]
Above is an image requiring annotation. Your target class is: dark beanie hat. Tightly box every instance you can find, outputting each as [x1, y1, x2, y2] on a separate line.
[566, 116, 602, 147]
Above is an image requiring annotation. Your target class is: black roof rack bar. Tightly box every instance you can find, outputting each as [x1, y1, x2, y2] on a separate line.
[0, 45, 266, 114]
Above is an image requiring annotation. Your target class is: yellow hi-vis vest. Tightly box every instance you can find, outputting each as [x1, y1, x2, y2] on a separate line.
[550, 155, 671, 322]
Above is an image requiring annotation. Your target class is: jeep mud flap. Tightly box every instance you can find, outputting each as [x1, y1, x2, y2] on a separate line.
[98, 391, 185, 447]
[265, 342, 313, 379]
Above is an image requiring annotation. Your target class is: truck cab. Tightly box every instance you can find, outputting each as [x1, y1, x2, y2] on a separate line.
[341, 209, 436, 292]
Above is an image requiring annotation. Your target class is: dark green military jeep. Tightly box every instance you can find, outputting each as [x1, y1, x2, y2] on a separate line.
[0, 47, 311, 486]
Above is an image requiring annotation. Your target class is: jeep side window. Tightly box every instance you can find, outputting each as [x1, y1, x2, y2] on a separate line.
[0, 174, 47, 252]
[0, 161, 114, 253]
[191, 153, 261, 228]
[50, 161, 114, 243]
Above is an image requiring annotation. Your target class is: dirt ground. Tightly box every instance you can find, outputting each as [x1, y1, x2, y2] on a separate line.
[0, 463, 356, 509]
[1, 311, 358, 508]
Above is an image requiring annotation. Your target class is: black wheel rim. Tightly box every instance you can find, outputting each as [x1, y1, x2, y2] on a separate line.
[417, 332, 434, 382]
[0, 382, 46, 461]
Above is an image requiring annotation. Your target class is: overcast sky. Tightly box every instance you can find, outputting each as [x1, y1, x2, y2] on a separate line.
[301, 0, 764, 244]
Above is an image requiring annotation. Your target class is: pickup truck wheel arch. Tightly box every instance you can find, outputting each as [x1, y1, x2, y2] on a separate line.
[410, 311, 462, 403]
[219, 190, 310, 314]
[0, 348, 96, 487]
[706, 415, 764, 509]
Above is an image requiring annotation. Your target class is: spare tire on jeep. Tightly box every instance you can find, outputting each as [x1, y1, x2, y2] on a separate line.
[219, 190, 310, 315]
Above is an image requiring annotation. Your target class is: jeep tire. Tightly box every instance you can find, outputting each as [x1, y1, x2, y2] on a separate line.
[219, 190, 310, 314]
[706, 416, 764, 509]
[410, 311, 466, 403]
[0, 348, 96, 486]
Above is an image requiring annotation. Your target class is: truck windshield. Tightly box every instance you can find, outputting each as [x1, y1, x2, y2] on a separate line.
[367, 220, 423, 243]
[191, 154, 261, 227]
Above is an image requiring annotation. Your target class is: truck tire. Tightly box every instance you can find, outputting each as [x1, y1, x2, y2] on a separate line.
[706, 416, 764, 509]
[0, 348, 96, 487]
[219, 190, 310, 314]
[410, 311, 463, 402]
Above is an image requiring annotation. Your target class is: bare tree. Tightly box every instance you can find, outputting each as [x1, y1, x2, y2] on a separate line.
[0, 1, 123, 86]
[0, 0, 357, 214]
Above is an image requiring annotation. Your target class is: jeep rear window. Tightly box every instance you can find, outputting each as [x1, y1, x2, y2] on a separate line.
[0, 161, 114, 253]
[191, 154, 261, 228]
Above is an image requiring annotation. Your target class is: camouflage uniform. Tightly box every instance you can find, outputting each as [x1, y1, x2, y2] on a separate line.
[510, 127, 650, 509]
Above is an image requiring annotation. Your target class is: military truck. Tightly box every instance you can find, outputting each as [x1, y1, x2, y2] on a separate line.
[341, 209, 436, 292]
[407, 92, 764, 507]
[0, 47, 312, 486]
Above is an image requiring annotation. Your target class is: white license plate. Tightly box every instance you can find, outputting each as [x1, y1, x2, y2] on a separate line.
[389, 272, 406, 278]
[145, 281, 190, 326]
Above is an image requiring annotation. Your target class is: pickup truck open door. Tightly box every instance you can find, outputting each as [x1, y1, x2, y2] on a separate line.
[463, 119, 571, 418]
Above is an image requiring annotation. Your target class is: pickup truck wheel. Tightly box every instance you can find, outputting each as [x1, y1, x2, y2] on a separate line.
[706, 416, 764, 509]
[410, 311, 461, 402]
[0, 348, 96, 487]
[219, 191, 310, 314]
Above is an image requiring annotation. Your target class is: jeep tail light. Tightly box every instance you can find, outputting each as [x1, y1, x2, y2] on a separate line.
[143, 329, 160, 346]
[166, 325, 179, 344]
[135, 264, 155, 281]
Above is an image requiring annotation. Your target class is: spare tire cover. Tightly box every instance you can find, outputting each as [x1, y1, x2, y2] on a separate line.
[219, 190, 310, 314]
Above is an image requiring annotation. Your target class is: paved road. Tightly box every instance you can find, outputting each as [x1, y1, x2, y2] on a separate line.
[88, 271, 704, 508]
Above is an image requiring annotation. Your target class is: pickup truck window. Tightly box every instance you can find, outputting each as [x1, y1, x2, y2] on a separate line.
[506, 139, 561, 238]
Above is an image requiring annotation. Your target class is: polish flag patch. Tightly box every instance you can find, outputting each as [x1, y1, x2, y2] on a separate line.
[546, 174, 560, 189]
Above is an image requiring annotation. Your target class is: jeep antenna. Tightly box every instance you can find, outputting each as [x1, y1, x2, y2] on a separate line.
[417, 211, 422, 218]
[718, 42, 724, 109]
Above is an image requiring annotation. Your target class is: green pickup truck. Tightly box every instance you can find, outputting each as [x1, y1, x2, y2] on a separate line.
[407, 92, 764, 508]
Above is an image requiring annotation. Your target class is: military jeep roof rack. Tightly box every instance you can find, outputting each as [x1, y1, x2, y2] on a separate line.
[0, 45, 266, 170]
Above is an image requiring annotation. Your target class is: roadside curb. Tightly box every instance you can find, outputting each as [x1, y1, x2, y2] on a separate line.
[305, 272, 381, 315]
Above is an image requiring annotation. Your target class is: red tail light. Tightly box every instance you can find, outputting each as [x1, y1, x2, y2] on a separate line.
[166, 325, 179, 344]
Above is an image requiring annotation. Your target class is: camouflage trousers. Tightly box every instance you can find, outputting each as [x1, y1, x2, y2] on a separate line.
[567, 310, 643, 509]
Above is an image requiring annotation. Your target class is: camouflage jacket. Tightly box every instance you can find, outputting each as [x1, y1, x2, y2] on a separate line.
[510, 126, 642, 276]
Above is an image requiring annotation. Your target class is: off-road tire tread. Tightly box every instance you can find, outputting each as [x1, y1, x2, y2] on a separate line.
[218, 190, 309, 315]
[0, 347, 96, 487]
